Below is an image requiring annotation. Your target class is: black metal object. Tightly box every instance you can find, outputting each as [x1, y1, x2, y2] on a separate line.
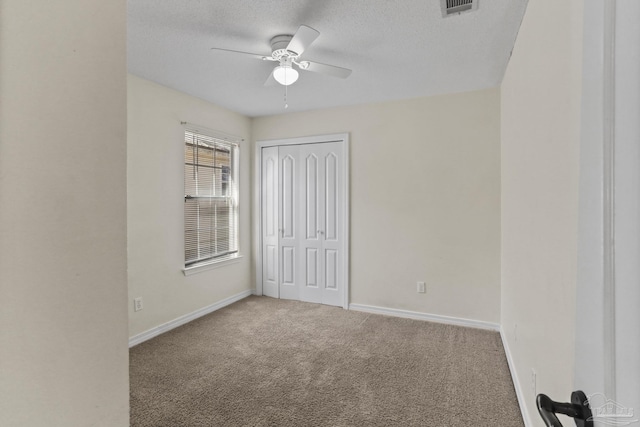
[536, 390, 593, 427]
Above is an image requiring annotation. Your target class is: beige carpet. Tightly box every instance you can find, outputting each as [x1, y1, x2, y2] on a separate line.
[130, 296, 523, 426]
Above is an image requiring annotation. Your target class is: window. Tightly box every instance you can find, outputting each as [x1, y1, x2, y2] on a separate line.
[184, 129, 239, 268]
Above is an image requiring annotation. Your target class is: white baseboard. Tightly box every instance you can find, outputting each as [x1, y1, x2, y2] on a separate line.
[500, 327, 533, 427]
[348, 303, 500, 331]
[128, 289, 252, 348]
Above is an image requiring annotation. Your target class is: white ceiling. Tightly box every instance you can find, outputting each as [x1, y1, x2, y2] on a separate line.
[127, 0, 528, 117]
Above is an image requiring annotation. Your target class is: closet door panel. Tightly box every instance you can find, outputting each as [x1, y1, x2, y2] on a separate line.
[306, 248, 319, 287]
[279, 146, 300, 300]
[325, 249, 338, 290]
[305, 154, 319, 240]
[282, 247, 295, 283]
[321, 143, 343, 307]
[325, 152, 338, 242]
[281, 154, 295, 239]
[261, 147, 279, 298]
[298, 147, 323, 303]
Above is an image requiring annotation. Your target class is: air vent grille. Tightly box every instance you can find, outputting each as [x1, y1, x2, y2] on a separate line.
[441, 0, 478, 17]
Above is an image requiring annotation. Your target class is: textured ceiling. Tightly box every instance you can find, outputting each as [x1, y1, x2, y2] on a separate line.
[128, 0, 528, 117]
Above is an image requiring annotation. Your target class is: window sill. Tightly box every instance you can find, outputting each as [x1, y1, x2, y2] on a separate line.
[183, 255, 243, 276]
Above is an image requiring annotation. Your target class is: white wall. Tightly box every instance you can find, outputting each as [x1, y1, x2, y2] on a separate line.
[0, 1, 129, 426]
[127, 75, 252, 338]
[253, 89, 501, 323]
[501, 0, 583, 425]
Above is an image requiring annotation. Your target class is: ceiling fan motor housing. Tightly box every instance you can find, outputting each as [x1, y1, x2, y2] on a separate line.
[270, 35, 297, 59]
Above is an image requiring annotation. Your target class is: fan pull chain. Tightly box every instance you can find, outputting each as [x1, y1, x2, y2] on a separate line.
[284, 81, 288, 109]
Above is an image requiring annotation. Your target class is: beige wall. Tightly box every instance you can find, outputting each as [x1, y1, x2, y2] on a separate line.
[501, 0, 583, 424]
[127, 75, 252, 338]
[0, 1, 129, 426]
[253, 89, 501, 323]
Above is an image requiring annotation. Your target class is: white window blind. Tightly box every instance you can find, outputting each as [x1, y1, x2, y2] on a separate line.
[184, 129, 238, 267]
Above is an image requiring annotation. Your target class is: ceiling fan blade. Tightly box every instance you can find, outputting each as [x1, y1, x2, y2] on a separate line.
[286, 25, 320, 56]
[299, 60, 352, 79]
[210, 47, 274, 61]
[264, 69, 278, 86]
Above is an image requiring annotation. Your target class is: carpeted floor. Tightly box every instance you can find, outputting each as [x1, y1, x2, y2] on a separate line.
[130, 296, 523, 426]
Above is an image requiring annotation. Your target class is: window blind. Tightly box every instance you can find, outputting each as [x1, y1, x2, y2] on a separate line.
[184, 130, 238, 267]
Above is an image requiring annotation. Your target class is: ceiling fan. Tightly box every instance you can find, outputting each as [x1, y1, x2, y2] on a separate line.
[211, 25, 352, 86]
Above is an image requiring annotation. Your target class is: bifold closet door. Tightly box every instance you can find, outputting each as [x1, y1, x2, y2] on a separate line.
[261, 145, 301, 301]
[298, 142, 343, 306]
[261, 142, 344, 307]
[278, 145, 300, 301]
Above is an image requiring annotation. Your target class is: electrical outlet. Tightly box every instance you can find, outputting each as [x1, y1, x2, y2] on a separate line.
[134, 297, 143, 312]
[514, 323, 518, 343]
[417, 281, 426, 293]
[531, 368, 537, 396]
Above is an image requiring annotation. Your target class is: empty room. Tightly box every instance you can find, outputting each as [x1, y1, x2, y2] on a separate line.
[1, 1, 639, 426]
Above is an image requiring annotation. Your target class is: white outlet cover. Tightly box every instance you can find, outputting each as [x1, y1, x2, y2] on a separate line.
[417, 281, 426, 293]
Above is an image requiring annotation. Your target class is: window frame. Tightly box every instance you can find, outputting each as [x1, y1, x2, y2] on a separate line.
[182, 125, 241, 275]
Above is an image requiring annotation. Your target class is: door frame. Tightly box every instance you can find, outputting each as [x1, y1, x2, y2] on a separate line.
[253, 133, 350, 309]
[576, 0, 640, 414]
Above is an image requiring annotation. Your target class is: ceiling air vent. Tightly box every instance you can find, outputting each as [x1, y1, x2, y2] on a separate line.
[441, 0, 478, 17]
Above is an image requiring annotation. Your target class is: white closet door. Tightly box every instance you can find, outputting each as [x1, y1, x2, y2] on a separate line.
[261, 140, 345, 307]
[278, 145, 300, 300]
[298, 142, 343, 307]
[298, 145, 324, 303]
[320, 142, 343, 307]
[261, 146, 279, 298]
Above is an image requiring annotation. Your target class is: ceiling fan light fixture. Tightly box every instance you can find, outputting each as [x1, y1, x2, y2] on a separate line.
[273, 64, 299, 86]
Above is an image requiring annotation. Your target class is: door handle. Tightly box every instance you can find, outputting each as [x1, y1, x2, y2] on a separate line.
[536, 391, 593, 427]
[317, 230, 324, 235]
